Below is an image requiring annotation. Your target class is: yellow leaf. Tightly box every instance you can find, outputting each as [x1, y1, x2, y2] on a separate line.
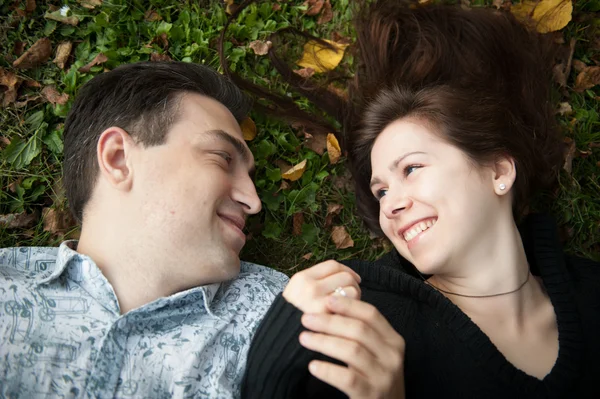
[326, 133, 341, 164]
[297, 39, 348, 73]
[282, 159, 308, 181]
[240, 117, 257, 141]
[511, 0, 572, 33]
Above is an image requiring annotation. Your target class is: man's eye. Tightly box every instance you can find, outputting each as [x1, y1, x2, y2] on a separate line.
[404, 164, 422, 176]
[217, 152, 233, 164]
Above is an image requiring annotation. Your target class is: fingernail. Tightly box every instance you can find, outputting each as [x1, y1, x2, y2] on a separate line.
[308, 361, 318, 374]
[299, 332, 311, 345]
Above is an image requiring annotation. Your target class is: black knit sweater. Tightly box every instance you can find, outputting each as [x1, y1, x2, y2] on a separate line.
[242, 214, 600, 398]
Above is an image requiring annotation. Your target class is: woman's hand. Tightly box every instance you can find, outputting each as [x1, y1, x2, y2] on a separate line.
[282, 260, 362, 314]
[300, 295, 406, 399]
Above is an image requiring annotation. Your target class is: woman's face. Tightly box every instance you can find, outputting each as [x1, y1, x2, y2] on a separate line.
[370, 118, 502, 275]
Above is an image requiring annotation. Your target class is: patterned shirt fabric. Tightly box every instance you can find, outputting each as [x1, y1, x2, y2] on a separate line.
[0, 242, 288, 399]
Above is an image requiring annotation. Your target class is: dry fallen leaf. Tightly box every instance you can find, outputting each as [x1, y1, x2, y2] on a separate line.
[144, 9, 162, 22]
[25, 0, 36, 13]
[13, 41, 25, 57]
[0, 212, 39, 229]
[317, 0, 333, 24]
[78, 0, 103, 9]
[293, 67, 315, 79]
[43, 207, 76, 234]
[78, 53, 108, 73]
[150, 52, 172, 62]
[15, 94, 43, 108]
[42, 85, 69, 105]
[326, 133, 341, 164]
[0, 68, 22, 106]
[240, 117, 257, 141]
[331, 226, 354, 249]
[293, 212, 304, 236]
[557, 102, 573, 116]
[511, 0, 573, 34]
[297, 39, 348, 73]
[13, 38, 52, 69]
[304, 131, 327, 155]
[302, 252, 313, 260]
[44, 10, 79, 26]
[563, 137, 576, 175]
[573, 66, 600, 92]
[325, 203, 343, 228]
[249, 40, 272, 56]
[273, 3, 281, 11]
[281, 159, 308, 181]
[304, 0, 324, 16]
[224, 0, 237, 15]
[572, 59, 587, 73]
[54, 41, 72, 70]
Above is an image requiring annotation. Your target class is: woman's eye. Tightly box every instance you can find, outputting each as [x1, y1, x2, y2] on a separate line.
[375, 189, 387, 200]
[404, 164, 422, 176]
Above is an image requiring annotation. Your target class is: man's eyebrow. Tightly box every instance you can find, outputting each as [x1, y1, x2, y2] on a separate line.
[205, 129, 255, 176]
[369, 151, 426, 189]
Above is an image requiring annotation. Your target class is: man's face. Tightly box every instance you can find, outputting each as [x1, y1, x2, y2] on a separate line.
[129, 93, 260, 285]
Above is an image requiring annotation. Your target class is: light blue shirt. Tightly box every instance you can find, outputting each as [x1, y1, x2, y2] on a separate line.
[0, 242, 288, 398]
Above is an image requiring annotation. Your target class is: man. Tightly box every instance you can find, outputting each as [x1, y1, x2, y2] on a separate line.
[0, 62, 290, 398]
[0, 62, 403, 399]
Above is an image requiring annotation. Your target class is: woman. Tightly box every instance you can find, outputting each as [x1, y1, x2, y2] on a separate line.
[233, 1, 600, 398]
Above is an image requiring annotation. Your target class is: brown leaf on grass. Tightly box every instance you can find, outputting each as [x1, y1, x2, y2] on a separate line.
[43, 207, 76, 234]
[331, 226, 354, 249]
[511, 0, 573, 34]
[78, 0, 103, 9]
[1, 137, 11, 148]
[304, 0, 324, 16]
[280, 180, 291, 191]
[13, 38, 52, 69]
[44, 10, 79, 26]
[317, 0, 333, 25]
[240, 117, 257, 141]
[0, 68, 23, 106]
[24, 79, 41, 88]
[572, 59, 586, 73]
[293, 212, 304, 236]
[563, 137, 576, 175]
[326, 133, 341, 164]
[150, 52, 172, 62]
[53, 41, 72, 69]
[557, 102, 573, 116]
[41, 85, 69, 105]
[25, 0, 36, 13]
[303, 131, 327, 155]
[78, 53, 108, 73]
[302, 252, 313, 260]
[331, 32, 352, 46]
[0, 211, 39, 229]
[293, 67, 315, 79]
[272, 3, 281, 11]
[13, 41, 25, 56]
[249, 40, 272, 56]
[15, 94, 43, 108]
[573, 66, 600, 92]
[325, 203, 343, 228]
[151, 33, 169, 49]
[224, 0, 237, 15]
[144, 9, 162, 21]
[281, 159, 308, 181]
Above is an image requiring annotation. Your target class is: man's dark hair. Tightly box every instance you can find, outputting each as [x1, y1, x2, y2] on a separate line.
[63, 61, 252, 222]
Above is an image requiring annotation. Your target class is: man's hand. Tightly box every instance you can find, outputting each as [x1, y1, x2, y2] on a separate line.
[282, 260, 361, 314]
[300, 296, 406, 399]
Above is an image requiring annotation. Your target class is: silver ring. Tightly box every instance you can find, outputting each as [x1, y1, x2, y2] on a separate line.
[334, 286, 347, 297]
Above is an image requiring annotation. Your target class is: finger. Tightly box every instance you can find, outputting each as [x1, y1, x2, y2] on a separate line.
[308, 360, 371, 398]
[317, 272, 361, 297]
[299, 331, 379, 377]
[301, 313, 393, 362]
[326, 296, 404, 348]
[331, 285, 360, 300]
[304, 260, 361, 283]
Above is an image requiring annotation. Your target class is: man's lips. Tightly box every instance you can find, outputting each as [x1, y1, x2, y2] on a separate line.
[218, 214, 246, 233]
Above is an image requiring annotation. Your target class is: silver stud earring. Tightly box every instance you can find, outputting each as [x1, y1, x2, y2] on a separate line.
[499, 183, 506, 190]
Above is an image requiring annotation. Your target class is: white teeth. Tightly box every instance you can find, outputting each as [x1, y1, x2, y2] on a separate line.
[403, 219, 436, 242]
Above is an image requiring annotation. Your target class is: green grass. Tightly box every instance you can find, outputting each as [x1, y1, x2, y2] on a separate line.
[1, 0, 599, 272]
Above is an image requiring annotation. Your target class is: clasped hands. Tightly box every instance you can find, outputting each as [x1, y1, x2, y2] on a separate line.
[283, 261, 406, 399]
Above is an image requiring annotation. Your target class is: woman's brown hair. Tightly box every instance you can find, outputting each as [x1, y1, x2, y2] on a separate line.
[221, 0, 565, 235]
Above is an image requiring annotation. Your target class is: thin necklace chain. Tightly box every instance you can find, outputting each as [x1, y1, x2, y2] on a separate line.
[421, 272, 531, 299]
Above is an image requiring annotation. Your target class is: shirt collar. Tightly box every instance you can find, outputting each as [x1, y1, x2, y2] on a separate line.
[36, 240, 82, 285]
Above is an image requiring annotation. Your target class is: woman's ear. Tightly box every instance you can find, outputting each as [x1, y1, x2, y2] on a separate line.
[96, 127, 136, 192]
[492, 155, 516, 196]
